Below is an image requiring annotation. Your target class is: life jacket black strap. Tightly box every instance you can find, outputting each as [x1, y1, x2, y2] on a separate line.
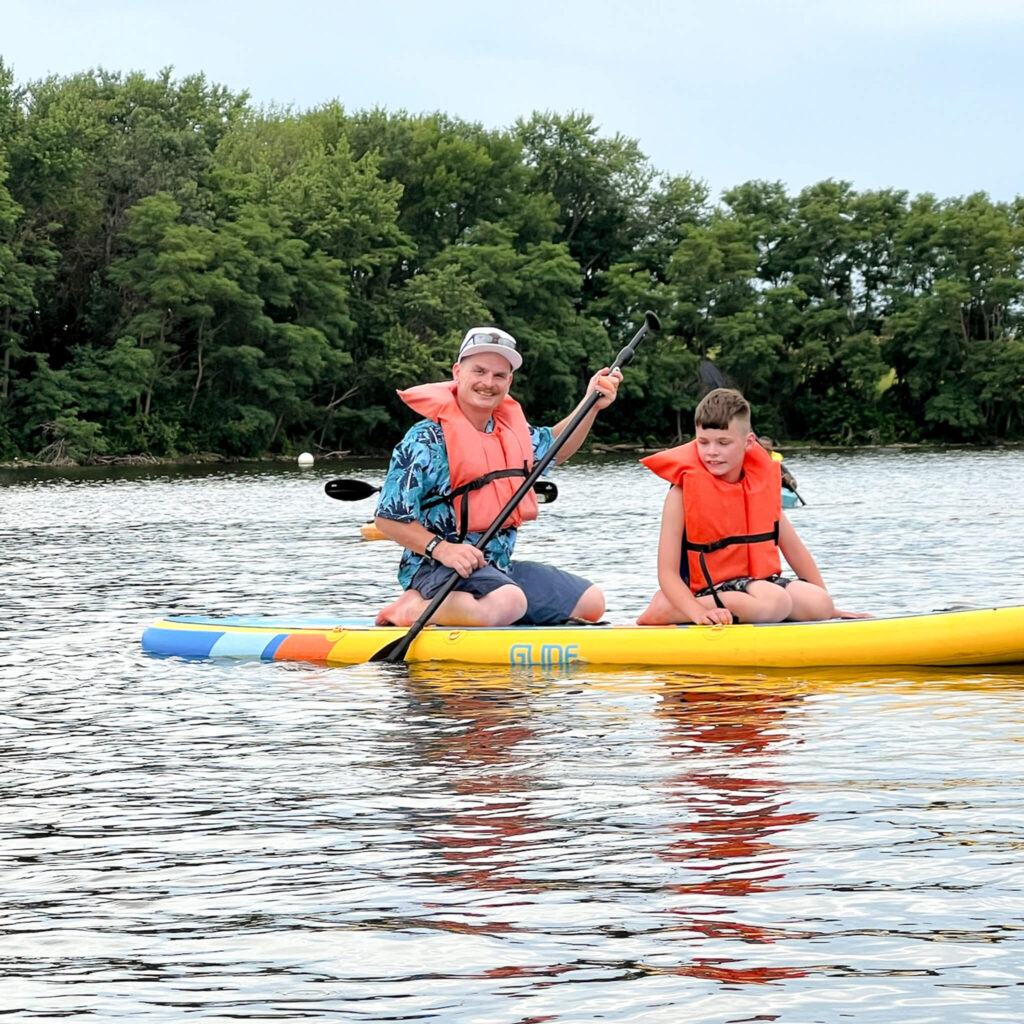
[420, 466, 530, 541]
[683, 523, 780, 555]
[684, 521, 781, 610]
[698, 552, 728, 609]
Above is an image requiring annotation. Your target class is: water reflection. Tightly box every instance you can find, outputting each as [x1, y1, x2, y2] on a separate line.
[645, 680, 811, 984]
[404, 673, 543, 898]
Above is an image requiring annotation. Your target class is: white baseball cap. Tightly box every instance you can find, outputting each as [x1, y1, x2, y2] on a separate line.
[457, 327, 522, 370]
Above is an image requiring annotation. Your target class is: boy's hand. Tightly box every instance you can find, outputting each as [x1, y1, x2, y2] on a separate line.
[694, 607, 735, 626]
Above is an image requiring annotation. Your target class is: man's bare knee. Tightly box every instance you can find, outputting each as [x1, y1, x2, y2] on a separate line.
[475, 584, 527, 626]
[572, 585, 606, 622]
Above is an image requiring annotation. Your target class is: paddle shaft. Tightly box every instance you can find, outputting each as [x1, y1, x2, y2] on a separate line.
[373, 311, 660, 663]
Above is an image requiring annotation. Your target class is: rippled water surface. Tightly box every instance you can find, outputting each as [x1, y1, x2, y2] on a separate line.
[3, 449, 1024, 1022]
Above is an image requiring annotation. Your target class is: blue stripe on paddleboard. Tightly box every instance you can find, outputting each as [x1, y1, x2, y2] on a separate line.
[261, 633, 288, 659]
[142, 626, 220, 658]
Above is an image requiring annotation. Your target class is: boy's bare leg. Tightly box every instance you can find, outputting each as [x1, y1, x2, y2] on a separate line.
[784, 580, 836, 621]
[637, 583, 790, 624]
[636, 589, 680, 624]
[784, 582, 871, 620]
[637, 581, 870, 625]
[713, 581, 792, 623]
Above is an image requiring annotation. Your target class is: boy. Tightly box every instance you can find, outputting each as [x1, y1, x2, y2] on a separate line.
[636, 388, 857, 626]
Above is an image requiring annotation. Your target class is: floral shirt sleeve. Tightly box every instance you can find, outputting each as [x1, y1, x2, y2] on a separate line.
[375, 418, 555, 589]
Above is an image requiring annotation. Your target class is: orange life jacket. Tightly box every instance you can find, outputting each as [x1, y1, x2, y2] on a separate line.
[398, 380, 539, 537]
[640, 440, 782, 596]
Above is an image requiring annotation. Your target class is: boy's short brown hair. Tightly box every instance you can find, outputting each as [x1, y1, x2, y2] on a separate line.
[694, 388, 751, 432]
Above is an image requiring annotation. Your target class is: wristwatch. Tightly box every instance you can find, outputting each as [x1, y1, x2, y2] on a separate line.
[424, 535, 443, 560]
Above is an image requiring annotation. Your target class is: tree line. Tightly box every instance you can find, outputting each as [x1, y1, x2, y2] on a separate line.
[2, 61, 1023, 463]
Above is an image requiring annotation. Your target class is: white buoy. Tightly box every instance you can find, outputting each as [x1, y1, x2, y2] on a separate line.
[297, 452, 314, 467]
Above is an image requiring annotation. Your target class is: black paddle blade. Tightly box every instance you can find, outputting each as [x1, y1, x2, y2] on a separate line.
[370, 630, 421, 663]
[697, 359, 727, 393]
[533, 480, 558, 504]
[369, 636, 407, 663]
[324, 478, 380, 501]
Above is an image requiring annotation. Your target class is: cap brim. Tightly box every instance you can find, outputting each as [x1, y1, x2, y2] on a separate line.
[457, 343, 522, 370]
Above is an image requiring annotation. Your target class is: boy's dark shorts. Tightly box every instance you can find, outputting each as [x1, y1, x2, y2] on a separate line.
[695, 574, 793, 599]
[409, 559, 592, 625]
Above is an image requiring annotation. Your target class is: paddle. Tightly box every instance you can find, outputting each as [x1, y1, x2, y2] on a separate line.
[697, 358, 729, 394]
[324, 478, 380, 501]
[325, 477, 559, 504]
[369, 309, 661, 663]
[779, 467, 807, 506]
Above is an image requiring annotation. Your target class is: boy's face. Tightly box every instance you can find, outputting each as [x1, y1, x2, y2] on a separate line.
[695, 420, 754, 483]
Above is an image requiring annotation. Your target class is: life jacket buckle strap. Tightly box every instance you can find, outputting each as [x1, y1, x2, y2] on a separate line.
[685, 525, 778, 554]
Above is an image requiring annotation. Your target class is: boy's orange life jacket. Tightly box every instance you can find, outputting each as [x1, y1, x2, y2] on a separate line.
[398, 381, 539, 538]
[640, 440, 782, 595]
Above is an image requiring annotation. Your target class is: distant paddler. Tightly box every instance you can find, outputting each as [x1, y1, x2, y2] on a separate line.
[757, 434, 805, 505]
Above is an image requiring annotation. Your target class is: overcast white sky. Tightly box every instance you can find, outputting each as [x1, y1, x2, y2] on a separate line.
[6, 0, 1024, 202]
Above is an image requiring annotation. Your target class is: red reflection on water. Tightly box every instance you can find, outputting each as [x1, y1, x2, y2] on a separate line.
[654, 686, 812, 977]
[405, 678, 813, 985]
[647, 959, 808, 983]
[410, 686, 541, 894]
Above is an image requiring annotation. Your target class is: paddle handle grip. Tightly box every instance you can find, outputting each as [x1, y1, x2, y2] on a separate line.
[611, 310, 661, 371]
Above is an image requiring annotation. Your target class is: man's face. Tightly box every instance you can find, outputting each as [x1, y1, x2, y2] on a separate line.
[695, 421, 753, 483]
[453, 352, 514, 417]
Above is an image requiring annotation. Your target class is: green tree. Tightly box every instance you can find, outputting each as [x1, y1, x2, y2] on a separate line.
[883, 192, 1024, 440]
[517, 110, 654, 297]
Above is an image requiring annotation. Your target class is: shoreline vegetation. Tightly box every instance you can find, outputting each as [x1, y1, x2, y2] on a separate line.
[5, 439, 1021, 474]
[1, 62, 1023, 468]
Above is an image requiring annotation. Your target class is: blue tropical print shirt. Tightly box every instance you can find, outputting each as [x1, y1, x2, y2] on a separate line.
[375, 418, 555, 588]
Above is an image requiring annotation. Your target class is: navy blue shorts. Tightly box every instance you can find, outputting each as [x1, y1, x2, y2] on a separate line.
[409, 559, 592, 626]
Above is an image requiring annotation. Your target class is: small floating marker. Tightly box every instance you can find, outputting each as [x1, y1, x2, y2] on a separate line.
[297, 452, 314, 467]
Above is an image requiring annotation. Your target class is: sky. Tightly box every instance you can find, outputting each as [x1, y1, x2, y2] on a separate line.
[6, 0, 1024, 203]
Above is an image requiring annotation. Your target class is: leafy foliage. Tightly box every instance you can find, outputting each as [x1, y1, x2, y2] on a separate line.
[1, 60, 1022, 463]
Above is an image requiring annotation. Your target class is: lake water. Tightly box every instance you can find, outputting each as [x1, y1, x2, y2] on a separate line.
[3, 447, 1024, 1022]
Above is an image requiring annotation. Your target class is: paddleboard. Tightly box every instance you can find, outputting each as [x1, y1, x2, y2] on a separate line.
[142, 605, 1024, 669]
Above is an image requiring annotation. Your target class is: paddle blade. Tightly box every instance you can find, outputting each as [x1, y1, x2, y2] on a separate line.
[369, 634, 410, 663]
[533, 479, 558, 504]
[697, 359, 727, 393]
[324, 478, 380, 501]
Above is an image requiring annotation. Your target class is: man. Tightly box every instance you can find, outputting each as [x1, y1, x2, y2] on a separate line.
[373, 326, 622, 627]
